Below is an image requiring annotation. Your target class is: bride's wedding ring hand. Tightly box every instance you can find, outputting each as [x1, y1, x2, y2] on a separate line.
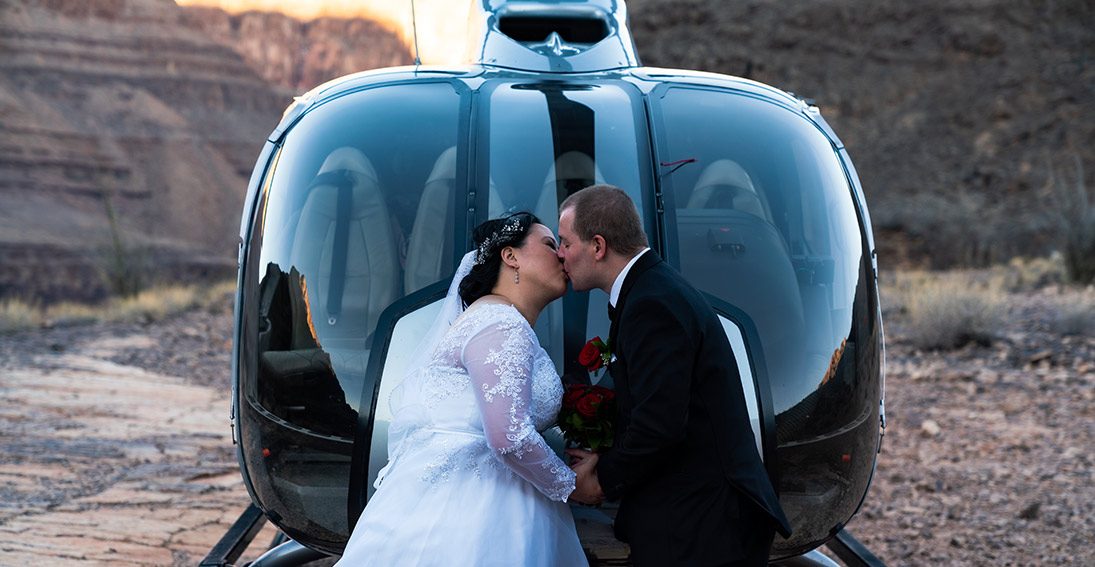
[566, 450, 605, 506]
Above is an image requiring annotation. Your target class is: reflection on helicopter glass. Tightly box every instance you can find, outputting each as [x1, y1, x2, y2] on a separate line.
[256, 263, 356, 438]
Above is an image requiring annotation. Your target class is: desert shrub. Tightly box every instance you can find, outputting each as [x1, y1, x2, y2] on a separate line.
[45, 302, 102, 327]
[991, 252, 1069, 292]
[1049, 291, 1095, 336]
[898, 270, 1007, 350]
[873, 191, 1006, 269]
[98, 186, 151, 297]
[98, 244, 150, 298]
[0, 298, 41, 333]
[107, 285, 202, 323]
[1, 280, 234, 332]
[1047, 153, 1095, 284]
[877, 268, 932, 318]
[198, 279, 238, 312]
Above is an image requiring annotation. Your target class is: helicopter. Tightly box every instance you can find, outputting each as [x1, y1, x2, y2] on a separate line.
[202, 0, 887, 565]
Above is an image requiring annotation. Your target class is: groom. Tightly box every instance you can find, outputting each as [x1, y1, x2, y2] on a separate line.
[559, 185, 792, 567]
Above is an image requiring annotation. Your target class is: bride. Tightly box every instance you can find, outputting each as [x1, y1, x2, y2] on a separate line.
[335, 212, 595, 567]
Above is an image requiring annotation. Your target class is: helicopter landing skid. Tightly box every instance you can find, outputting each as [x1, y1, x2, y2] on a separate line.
[200, 504, 888, 567]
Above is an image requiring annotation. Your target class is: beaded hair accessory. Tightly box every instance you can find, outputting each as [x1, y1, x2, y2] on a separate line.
[474, 215, 525, 265]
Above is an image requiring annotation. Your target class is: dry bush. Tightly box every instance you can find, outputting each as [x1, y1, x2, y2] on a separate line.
[891, 270, 1007, 350]
[0, 280, 233, 332]
[873, 191, 1006, 269]
[0, 298, 41, 333]
[1048, 153, 1095, 284]
[1049, 289, 1095, 336]
[990, 252, 1069, 292]
[197, 279, 238, 312]
[98, 187, 151, 298]
[107, 285, 203, 323]
[45, 302, 102, 327]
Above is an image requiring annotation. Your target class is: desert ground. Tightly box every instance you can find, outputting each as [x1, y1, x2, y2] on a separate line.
[2, 275, 1093, 567]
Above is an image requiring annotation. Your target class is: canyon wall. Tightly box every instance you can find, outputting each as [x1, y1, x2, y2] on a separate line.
[2, 0, 1092, 303]
[0, 0, 410, 303]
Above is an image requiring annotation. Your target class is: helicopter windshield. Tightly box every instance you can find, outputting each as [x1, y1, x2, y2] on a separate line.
[480, 80, 649, 375]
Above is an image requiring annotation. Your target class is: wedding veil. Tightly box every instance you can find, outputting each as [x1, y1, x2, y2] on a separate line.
[395, 249, 477, 397]
[376, 250, 476, 486]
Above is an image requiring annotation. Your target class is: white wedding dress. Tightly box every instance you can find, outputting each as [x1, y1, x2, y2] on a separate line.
[335, 300, 587, 567]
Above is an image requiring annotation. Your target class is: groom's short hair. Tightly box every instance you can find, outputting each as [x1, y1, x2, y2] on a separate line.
[559, 184, 648, 256]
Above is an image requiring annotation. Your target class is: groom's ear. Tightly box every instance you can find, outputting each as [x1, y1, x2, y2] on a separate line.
[592, 235, 607, 260]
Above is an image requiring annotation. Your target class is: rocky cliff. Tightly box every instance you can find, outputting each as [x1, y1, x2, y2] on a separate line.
[1, 0, 1092, 303]
[0, 0, 410, 303]
[180, 6, 412, 93]
[627, 0, 1095, 268]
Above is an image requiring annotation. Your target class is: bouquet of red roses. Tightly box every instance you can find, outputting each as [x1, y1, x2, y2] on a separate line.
[557, 384, 616, 451]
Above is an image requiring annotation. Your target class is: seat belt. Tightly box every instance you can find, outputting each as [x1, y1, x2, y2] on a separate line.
[308, 170, 355, 326]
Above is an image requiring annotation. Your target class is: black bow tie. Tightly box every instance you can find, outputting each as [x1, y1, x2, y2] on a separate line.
[607, 302, 617, 322]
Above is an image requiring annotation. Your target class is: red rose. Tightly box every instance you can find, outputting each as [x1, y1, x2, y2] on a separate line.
[562, 386, 585, 409]
[578, 338, 604, 371]
[555, 383, 617, 451]
[576, 394, 599, 418]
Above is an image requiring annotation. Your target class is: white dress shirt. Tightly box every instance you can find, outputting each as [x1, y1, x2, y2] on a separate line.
[609, 247, 650, 307]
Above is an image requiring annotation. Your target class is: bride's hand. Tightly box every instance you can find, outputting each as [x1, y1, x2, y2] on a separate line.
[566, 450, 605, 506]
[565, 448, 596, 467]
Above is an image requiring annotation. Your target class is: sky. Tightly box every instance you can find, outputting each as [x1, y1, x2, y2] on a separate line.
[174, 0, 471, 65]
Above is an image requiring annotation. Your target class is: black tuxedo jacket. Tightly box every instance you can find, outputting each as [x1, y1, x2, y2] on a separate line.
[597, 251, 792, 566]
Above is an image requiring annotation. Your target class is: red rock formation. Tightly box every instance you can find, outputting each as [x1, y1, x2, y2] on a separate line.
[0, 0, 410, 303]
[182, 6, 413, 92]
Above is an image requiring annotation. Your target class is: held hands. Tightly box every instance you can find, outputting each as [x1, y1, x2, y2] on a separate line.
[566, 448, 605, 506]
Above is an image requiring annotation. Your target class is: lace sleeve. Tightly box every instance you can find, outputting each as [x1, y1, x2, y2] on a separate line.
[461, 312, 576, 502]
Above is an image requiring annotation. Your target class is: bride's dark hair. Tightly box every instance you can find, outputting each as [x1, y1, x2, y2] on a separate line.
[459, 212, 540, 307]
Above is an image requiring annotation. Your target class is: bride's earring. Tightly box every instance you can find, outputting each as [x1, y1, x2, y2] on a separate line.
[514, 266, 520, 284]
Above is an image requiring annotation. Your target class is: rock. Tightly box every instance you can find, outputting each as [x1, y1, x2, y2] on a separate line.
[0, 348, 261, 566]
[181, 6, 411, 93]
[1029, 350, 1053, 364]
[0, 0, 285, 303]
[1018, 502, 1041, 520]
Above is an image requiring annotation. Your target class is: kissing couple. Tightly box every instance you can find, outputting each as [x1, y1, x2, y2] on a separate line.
[335, 185, 791, 567]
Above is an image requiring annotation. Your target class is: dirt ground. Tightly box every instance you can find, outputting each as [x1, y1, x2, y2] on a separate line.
[1, 283, 1093, 566]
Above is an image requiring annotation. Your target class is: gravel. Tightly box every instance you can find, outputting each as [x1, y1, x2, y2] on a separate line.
[3, 284, 1093, 566]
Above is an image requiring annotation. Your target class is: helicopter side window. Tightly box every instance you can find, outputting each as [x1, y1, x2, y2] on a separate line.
[239, 82, 463, 546]
[251, 83, 462, 438]
[656, 87, 878, 550]
[656, 86, 864, 420]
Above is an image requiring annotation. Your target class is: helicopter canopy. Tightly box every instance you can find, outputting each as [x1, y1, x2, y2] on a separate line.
[234, 70, 881, 559]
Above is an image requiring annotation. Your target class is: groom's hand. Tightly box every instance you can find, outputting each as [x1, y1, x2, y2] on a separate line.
[566, 449, 605, 506]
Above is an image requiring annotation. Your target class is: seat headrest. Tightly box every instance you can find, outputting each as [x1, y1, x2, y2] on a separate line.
[318, 147, 378, 182]
[694, 159, 756, 194]
[426, 146, 458, 185]
[550, 150, 601, 183]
